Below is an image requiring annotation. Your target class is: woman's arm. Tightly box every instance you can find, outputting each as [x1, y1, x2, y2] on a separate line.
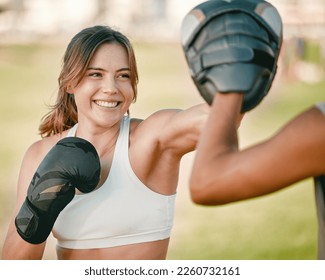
[2, 142, 48, 259]
[190, 93, 325, 205]
[157, 103, 210, 155]
[128, 103, 209, 195]
[132, 103, 210, 157]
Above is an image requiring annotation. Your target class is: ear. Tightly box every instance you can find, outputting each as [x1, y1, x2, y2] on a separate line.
[66, 84, 75, 94]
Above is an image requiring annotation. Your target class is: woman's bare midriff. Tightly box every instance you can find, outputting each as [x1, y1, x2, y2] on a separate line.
[56, 238, 170, 260]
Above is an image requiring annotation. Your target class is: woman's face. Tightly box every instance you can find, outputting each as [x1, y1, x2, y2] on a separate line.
[68, 43, 134, 128]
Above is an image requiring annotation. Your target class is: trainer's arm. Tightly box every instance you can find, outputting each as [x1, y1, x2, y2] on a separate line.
[190, 93, 325, 205]
[2, 143, 46, 259]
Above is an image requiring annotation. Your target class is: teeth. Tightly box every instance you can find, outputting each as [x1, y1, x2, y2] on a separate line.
[95, 100, 118, 108]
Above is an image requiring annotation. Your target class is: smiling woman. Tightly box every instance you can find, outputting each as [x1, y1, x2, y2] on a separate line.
[66, 43, 134, 129]
[38, 28, 139, 137]
[1, 25, 209, 260]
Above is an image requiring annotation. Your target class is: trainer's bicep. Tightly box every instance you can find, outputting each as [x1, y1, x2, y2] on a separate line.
[192, 138, 302, 205]
[192, 108, 325, 205]
[237, 109, 325, 192]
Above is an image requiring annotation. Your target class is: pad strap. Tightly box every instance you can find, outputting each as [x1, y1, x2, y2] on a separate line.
[199, 47, 274, 73]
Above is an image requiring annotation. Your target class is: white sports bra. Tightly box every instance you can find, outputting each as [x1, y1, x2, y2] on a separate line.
[52, 116, 176, 249]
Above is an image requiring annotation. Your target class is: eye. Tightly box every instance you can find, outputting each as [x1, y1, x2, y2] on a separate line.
[88, 72, 102, 78]
[118, 73, 130, 79]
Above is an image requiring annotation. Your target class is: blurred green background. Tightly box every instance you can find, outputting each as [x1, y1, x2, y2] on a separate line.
[0, 39, 324, 260]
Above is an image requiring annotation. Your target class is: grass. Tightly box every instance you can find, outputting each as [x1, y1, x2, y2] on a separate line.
[0, 41, 324, 260]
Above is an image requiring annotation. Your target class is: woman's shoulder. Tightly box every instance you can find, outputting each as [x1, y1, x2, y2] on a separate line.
[130, 109, 181, 130]
[24, 131, 68, 163]
[128, 111, 174, 138]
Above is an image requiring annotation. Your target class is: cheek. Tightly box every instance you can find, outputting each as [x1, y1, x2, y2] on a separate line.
[122, 83, 135, 101]
[73, 86, 96, 107]
[74, 96, 91, 110]
[74, 82, 96, 97]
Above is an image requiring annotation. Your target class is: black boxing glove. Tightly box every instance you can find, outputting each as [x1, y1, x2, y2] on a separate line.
[181, 0, 283, 112]
[15, 137, 101, 244]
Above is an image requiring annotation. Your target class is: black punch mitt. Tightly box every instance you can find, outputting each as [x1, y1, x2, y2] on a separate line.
[181, 0, 283, 112]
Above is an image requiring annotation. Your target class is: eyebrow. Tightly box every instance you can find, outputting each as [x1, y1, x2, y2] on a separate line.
[87, 67, 131, 72]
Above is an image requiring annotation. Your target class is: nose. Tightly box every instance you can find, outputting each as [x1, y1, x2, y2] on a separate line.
[102, 75, 117, 94]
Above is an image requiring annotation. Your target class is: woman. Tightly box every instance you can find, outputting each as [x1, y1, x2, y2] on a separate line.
[2, 25, 209, 260]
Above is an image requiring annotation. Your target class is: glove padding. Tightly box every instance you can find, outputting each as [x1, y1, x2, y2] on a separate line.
[15, 137, 101, 244]
[181, 0, 283, 112]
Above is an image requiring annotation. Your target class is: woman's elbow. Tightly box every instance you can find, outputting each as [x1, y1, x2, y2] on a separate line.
[189, 175, 227, 206]
[189, 186, 212, 205]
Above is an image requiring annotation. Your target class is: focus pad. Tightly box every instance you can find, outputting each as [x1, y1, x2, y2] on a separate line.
[181, 0, 283, 112]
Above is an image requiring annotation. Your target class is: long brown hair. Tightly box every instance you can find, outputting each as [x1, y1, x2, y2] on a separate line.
[39, 25, 139, 137]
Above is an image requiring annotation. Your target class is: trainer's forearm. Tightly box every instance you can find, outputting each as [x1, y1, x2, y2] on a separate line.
[190, 93, 243, 203]
[198, 93, 242, 157]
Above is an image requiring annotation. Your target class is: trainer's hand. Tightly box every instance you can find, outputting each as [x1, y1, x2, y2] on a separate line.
[181, 0, 282, 112]
[15, 137, 101, 244]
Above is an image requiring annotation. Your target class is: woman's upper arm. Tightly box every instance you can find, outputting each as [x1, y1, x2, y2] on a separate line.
[156, 103, 210, 155]
[190, 107, 325, 205]
[134, 103, 209, 157]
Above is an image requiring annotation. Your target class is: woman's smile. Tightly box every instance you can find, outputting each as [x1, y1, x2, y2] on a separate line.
[94, 100, 121, 108]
